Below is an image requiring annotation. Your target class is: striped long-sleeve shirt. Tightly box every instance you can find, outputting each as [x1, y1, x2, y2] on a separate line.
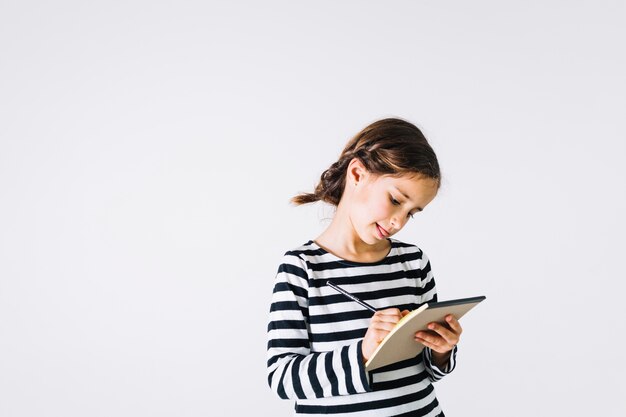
[267, 238, 458, 416]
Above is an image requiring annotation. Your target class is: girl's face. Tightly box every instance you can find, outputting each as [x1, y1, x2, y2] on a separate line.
[350, 171, 439, 245]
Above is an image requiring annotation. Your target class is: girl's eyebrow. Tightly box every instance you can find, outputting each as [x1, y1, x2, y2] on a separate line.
[394, 186, 423, 212]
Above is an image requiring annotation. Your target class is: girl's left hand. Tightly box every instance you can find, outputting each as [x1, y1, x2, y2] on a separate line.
[414, 314, 462, 354]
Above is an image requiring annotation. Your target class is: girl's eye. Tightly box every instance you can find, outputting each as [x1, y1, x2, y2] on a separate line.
[391, 197, 414, 219]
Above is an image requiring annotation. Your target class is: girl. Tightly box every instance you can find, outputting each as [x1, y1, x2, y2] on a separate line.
[267, 118, 462, 416]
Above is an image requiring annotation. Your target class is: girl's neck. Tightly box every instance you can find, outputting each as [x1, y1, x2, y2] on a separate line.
[314, 226, 391, 263]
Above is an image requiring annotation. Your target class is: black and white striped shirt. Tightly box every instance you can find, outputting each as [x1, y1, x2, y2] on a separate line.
[267, 238, 458, 416]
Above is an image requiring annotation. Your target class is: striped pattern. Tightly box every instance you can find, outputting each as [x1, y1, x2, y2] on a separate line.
[267, 238, 458, 416]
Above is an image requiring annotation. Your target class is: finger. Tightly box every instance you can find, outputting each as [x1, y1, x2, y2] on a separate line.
[369, 329, 393, 343]
[373, 310, 402, 323]
[379, 308, 402, 314]
[376, 308, 402, 317]
[417, 337, 450, 354]
[374, 315, 402, 325]
[444, 315, 463, 334]
[415, 336, 438, 351]
[426, 322, 458, 346]
[373, 321, 397, 332]
[401, 310, 410, 317]
[415, 332, 445, 350]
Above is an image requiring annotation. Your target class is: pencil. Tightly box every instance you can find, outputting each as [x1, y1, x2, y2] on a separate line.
[327, 281, 377, 313]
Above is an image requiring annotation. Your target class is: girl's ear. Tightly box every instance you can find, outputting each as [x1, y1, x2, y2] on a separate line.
[347, 157, 368, 186]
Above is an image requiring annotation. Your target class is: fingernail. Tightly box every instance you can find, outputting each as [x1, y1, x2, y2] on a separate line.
[428, 324, 434, 329]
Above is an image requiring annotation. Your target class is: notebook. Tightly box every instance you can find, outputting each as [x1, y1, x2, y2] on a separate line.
[365, 295, 486, 371]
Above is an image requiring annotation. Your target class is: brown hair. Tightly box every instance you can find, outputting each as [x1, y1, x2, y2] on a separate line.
[290, 117, 441, 206]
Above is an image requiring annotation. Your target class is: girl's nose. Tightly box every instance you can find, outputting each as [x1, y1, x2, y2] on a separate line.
[390, 217, 405, 232]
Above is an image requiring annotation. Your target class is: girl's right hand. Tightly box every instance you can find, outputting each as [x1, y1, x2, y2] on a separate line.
[362, 308, 410, 362]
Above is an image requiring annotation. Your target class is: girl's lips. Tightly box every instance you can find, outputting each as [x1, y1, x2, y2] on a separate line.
[376, 223, 389, 237]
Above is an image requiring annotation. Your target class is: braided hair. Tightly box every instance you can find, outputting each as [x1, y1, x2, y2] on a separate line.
[291, 117, 441, 206]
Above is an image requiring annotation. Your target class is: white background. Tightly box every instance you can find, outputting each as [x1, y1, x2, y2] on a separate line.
[1, 1, 625, 416]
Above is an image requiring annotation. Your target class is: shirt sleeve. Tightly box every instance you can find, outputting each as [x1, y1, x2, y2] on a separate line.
[417, 250, 459, 382]
[266, 252, 372, 399]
